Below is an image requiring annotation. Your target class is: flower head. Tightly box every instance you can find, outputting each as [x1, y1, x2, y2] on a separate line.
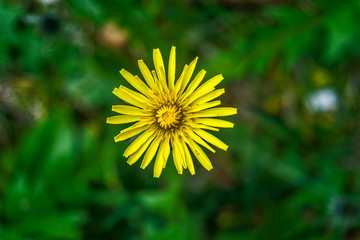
[107, 46, 237, 177]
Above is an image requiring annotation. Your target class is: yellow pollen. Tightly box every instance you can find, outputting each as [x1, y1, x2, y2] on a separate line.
[156, 105, 182, 129]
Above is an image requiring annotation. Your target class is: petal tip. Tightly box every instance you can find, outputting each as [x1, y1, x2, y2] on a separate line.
[153, 172, 161, 178]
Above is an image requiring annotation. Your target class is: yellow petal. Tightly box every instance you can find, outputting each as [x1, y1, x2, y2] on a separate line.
[181, 141, 195, 175]
[106, 115, 142, 124]
[174, 64, 188, 96]
[168, 46, 176, 91]
[171, 139, 183, 174]
[120, 121, 150, 135]
[191, 88, 225, 106]
[127, 136, 154, 165]
[191, 107, 237, 118]
[162, 135, 171, 168]
[175, 137, 187, 169]
[193, 128, 228, 151]
[189, 100, 221, 113]
[119, 69, 154, 98]
[114, 125, 148, 142]
[124, 128, 156, 157]
[136, 75, 155, 97]
[195, 74, 223, 94]
[112, 105, 151, 116]
[181, 69, 206, 101]
[138, 60, 157, 90]
[195, 118, 234, 128]
[153, 138, 168, 178]
[184, 128, 215, 153]
[151, 70, 164, 93]
[118, 85, 149, 102]
[185, 138, 213, 171]
[187, 74, 223, 104]
[189, 122, 219, 132]
[113, 87, 147, 108]
[140, 134, 162, 169]
[179, 57, 198, 94]
[153, 48, 167, 89]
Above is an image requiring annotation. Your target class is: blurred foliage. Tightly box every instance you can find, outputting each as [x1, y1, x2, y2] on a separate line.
[0, 0, 360, 239]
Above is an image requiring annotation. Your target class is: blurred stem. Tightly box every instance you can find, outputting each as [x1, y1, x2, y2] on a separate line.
[256, 154, 337, 197]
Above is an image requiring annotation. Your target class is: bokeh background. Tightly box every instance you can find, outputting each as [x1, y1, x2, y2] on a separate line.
[1, 0, 360, 239]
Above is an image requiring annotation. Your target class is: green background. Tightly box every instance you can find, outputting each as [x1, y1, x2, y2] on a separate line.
[1, 0, 360, 239]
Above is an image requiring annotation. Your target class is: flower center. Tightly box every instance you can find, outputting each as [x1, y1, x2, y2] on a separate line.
[155, 105, 182, 130]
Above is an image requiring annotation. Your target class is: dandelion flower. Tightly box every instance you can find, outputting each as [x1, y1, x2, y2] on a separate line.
[107, 46, 237, 177]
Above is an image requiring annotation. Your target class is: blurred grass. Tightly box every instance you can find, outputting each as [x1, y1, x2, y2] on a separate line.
[1, 0, 360, 239]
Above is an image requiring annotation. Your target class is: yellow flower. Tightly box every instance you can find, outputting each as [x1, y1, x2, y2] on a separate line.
[107, 46, 237, 178]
